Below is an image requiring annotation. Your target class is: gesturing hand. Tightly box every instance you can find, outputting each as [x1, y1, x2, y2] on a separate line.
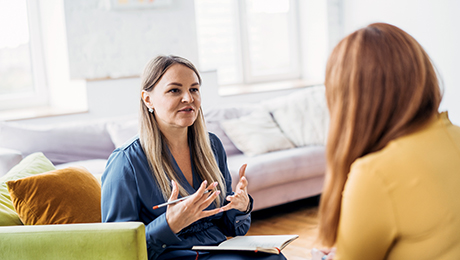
[221, 164, 250, 212]
[166, 180, 222, 234]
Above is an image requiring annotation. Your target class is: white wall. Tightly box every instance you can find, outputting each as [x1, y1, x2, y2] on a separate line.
[298, 0, 330, 81]
[16, 70, 309, 125]
[342, 0, 460, 124]
[63, 0, 199, 79]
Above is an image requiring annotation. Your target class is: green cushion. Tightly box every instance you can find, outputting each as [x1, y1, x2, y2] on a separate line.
[0, 222, 148, 260]
[0, 152, 55, 226]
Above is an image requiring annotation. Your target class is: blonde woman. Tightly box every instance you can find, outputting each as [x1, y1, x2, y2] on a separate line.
[312, 23, 460, 259]
[101, 55, 286, 260]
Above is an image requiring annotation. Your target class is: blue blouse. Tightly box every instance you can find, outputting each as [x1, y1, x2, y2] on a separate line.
[101, 133, 252, 260]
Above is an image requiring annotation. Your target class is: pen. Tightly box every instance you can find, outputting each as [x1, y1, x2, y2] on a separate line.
[152, 189, 214, 210]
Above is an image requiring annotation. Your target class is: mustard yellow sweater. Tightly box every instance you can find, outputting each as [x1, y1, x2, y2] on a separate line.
[335, 112, 460, 260]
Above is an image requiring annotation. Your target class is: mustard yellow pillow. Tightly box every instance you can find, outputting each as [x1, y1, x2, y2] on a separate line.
[6, 167, 101, 225]
[0, 152, 55, 226]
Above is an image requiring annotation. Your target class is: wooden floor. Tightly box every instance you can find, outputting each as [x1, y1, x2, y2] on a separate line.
[247, 196, 321, 260]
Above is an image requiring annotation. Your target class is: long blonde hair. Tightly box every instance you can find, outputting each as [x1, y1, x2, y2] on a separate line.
[139, 55, 226, 205]
[318, 23, 442, 246]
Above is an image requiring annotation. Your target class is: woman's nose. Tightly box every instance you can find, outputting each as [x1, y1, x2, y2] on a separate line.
[182, 91, 194, 103]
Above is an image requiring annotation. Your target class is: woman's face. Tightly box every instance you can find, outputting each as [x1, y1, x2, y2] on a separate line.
[142, 64, 201, 131]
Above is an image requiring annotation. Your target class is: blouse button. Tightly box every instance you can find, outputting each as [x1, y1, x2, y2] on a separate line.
[162, 244, 167, 248]
[236, 220, 240, 223]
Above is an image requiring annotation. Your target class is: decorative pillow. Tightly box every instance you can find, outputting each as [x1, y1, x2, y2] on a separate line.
[106, 119, 139, 147]
[204, 106, 254, 156]
[220, 110, 295, 156]
[0, 121, 115, 165]
[0, 152, 55, 226]
[259, 85, 329, 147]
[206, 121, 242, 156]
[6, 166, 101, 225]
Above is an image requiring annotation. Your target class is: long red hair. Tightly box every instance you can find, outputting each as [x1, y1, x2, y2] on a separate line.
[318, 23, 442, 246]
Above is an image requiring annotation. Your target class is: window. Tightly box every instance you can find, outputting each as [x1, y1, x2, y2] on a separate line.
[0, 0, 47, 111]
[195, 0, 301, 86]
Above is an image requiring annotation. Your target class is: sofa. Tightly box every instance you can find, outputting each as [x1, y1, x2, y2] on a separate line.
[0, 85, 328, 210]
[0, 85, 328, 259]
[204, 85, 328, 210]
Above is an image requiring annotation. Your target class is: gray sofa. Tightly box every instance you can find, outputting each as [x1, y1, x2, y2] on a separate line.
[0, 86, 328, 211]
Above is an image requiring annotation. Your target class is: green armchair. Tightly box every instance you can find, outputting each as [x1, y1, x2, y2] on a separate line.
[0, 222, 147, 260]
[0, 152, 148, 259]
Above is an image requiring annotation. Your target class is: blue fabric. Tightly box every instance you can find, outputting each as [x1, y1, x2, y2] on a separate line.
[102, 133, 284, 260]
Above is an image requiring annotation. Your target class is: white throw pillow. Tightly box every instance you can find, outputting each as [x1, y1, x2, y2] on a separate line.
[260, 85, 329, 147]
[204, 106, 254, 156]
[106, 119, 139, 147]
[220, 110, 295, 156]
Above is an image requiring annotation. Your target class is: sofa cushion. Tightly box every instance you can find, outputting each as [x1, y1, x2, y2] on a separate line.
[0, 121, 116, 165]
[260, 85, 329, 147]
[0, 152, 55, 226]
[56, 159, 107, 181]
[227, 145, 326, 192]
[220, 110, 295, 156]
[6, 166, 101, 225]
[0, 148, 23, 177]
[106, 117, 139, 147]
[204, 106, 254, 156]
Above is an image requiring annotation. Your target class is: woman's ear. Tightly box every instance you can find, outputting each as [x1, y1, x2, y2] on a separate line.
[141, 90, 154, 110]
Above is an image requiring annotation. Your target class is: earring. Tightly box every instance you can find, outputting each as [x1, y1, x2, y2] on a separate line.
[148, 108, 154, 113]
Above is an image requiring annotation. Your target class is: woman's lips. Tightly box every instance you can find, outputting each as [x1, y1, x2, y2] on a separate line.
[179, 107, 194, 112]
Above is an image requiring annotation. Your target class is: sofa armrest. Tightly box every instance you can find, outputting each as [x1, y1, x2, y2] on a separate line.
[0, 222, 147, 260]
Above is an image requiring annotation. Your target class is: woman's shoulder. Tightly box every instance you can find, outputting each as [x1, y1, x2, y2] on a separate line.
[208, 131, 219, 142]
[103, 136, 146, 180]
[109, 136, 143, 160]
[354, 114, 455, 172]
[350, 119, 451, 183]
[208, 132, 225, 151]
[351, 140, 405, 178]
[117, 135, 141, 150]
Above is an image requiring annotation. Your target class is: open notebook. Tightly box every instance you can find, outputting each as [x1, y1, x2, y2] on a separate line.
[192, 235, 299, 254]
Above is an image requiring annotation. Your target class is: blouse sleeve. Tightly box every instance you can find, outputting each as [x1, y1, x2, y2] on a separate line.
[334, 160, 397, 260]
[208, 133, 252, 237]
[101, 150, 181, 259]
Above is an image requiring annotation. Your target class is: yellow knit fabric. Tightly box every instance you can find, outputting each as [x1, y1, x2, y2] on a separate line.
[335, 112, 460, 260]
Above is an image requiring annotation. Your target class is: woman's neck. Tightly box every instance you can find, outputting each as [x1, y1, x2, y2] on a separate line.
[161, 125, 194, 187]
[161, 126, 189, 152]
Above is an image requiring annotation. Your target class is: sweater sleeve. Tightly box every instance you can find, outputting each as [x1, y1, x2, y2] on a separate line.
[334, 160, 397, 260]
[101, 150, 181, 260]
[208, 133, 252, 237]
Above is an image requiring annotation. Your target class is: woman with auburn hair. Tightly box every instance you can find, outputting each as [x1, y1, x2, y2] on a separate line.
[101, 55, 286, 260]
[311, 23, 460, 260]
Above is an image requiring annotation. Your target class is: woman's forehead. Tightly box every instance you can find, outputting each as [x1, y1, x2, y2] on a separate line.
[161, 64, 199, 82]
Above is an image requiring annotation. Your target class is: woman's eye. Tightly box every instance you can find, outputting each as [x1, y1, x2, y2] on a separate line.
[168, 88, 179, 93]
[191, 88, 199, 92]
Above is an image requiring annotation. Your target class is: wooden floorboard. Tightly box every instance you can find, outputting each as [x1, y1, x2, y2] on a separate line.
[247, 196, 322, 260]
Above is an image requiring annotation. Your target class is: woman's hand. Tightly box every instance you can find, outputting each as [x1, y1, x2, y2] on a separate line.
[221, 164, 250, 212]
[311, 247, 336, 260]
[166, 180, 222, 234]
